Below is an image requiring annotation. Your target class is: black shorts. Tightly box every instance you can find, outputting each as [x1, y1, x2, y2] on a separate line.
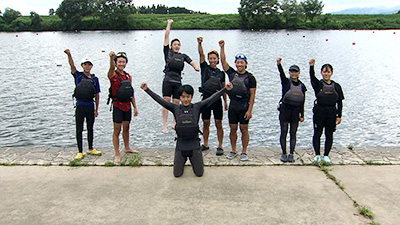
[162, 79, 181, 99]
[279, 106, 300, 123]
[313, 105, 337, 132]
[113, 107, 132, 123]
[201, 98, 223, 120]
[228, 105, 249, 124]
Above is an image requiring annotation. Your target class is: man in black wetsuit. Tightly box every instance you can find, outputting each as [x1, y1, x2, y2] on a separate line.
[141, 82, 232, 177]
[277, 57, 307, 163]
[309, 59, 344, 164]
[162, 19, 200, 133]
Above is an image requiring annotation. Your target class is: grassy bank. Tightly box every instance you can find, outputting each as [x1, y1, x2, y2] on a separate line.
[1, 13, 399, 32]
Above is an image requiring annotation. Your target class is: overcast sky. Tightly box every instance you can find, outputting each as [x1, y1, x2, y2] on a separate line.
[1, 0, 399, 16]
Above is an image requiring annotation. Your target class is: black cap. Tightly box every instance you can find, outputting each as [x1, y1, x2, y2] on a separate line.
[289, 65, 300, 72]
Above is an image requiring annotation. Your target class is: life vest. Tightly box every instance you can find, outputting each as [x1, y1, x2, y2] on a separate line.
[201, 68, 223, 97]
[228, 73, 249, 101]
[73, 75, 95, 101]
[108, 72, 134, 103]
[282, 80, 305, 106]
[166, 53, 185, 72]
[317, 80, 338, 106]
[175, 105, 200, 141]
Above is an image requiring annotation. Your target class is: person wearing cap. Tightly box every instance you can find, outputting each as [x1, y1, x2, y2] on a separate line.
[309, 59, 344, 164]
[64, 49, 101, 160]
[162, 19, 200, 133]
[197, 37, 228, 156]
[219, 40, 257, 161]
[108, 51, 139, 164]
[276, 57, 307, 163]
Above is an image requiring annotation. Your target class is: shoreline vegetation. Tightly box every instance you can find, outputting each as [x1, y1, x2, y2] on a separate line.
[1, 13, 400, 32]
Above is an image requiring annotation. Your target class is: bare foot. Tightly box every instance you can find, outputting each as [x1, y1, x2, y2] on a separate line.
[162, 127, 168, 133]
[124, 148, 139, 154]
[114, 155, 121, 164]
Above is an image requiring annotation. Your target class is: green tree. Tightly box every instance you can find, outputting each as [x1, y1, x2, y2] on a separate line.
[56, 0, 91, 30]
[30, 11, 43, 30]
[280, 0, 302, 28]
[301, 0, 324, 22]
[94, 0, 134, 29]
[238, 0, 281, 29]
[3, 8, 21, 24]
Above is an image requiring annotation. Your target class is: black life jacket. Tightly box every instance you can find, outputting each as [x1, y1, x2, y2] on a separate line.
[108, 72, 134, 103]
[317, 80, 338, 106]
[228, 73, 249, 101]
[166, 53, 185, 72]
[201, 67, 223, 97]
[73, 75, 95, 101]
[282, 80, 305, 106]
[175, 105, 199, 141]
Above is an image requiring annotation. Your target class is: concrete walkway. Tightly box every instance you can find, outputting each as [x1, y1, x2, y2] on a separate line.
[1, 146, 399, 166]
[1, 146, 400, 224]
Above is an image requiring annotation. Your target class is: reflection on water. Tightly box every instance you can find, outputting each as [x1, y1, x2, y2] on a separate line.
[0, 30, 399, 149]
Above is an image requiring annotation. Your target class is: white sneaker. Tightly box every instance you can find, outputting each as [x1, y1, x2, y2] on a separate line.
[314, 155, 322, 163]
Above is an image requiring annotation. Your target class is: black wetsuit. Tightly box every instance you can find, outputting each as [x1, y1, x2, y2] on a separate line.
[225, 67, 257, 125]
[162, 45, 192, 99]
[310, 65, 344, 156]
[278, 64, 307, 155]
[144, 87, 227, 177]
[200, 61, 225, 120]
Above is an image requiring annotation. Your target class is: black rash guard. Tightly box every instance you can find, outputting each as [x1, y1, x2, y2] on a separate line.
[310, 65, 344, 118]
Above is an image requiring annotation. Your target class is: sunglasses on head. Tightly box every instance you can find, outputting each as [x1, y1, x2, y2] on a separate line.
[235, 54, 247, 62]
[208, 50, 218, 54]
[116, 52, 127, 57]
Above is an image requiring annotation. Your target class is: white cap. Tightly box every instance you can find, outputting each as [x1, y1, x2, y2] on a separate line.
[80, 57, 93, 65]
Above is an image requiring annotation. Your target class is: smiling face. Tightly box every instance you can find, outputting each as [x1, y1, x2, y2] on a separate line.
[208, 53, 219, 68]
[180, 91, 193, 106]
[235, 59, 247, 73]
[321, 66, 333, 82]
[171, 40, 181, 53]
[115, 57, 127, 71]
[289, 70, 300, 81]
[81, 62, 93, 73]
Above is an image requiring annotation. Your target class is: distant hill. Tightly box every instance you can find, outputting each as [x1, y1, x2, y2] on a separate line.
[331, 5, 400, 15]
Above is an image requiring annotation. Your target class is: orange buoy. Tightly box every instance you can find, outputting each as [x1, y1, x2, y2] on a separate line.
[394, 32, 396, 34]
[352, 42, 356, 45]
[326, 39, 328, 41]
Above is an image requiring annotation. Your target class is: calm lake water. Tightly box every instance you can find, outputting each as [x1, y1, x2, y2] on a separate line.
[0, 29, 399, 149]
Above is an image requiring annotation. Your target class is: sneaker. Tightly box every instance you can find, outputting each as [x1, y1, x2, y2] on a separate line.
[240, 153, 249, 161]
[226, 151, 238, 159]
[314, 155, 322, 163]
[87, 149, 102, 156]
[200, 144, 210, 151]
[288, 154, 295, 163]
[216, 147, 224, 156]
[323, 156, 332, 164]
[280, 154, 288, 162]
[75, 153, 85, 160]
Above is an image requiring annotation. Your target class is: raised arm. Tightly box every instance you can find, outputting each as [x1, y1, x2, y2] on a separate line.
[197, 37, 205, 64]
[108, 51, 116, 79]
[141, 83, 175, 112]
[164, 19, 173, 46]
[64, 49, 77, 74]
[309, 58, 319, 88]
[199, 82, 232, 109]
[277, 57, 287, 83]
[219, 40, 230, 72]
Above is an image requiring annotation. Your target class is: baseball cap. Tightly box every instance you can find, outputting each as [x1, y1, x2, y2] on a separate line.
[81, 57, 93, 65]
[289, 65, 300, 72]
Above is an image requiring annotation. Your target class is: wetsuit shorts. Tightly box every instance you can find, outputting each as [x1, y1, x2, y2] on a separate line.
[313, 105, 337, 132]
[113, 107, 132, 123]
[162, 79, 181, 99]
[228, 106, 249, 124]
[201, 98, 223, 120]
[279, 106, 300, 123]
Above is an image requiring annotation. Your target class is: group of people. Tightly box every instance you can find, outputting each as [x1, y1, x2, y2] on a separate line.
[65, 19, 344, 177]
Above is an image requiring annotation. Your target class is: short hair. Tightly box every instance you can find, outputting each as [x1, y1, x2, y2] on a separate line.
[171, 38, 180, 45]
[178, 84, 194, 97]
[321, 64, 333, 72]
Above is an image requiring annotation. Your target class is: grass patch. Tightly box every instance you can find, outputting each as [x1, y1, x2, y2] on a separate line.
[42, 163, 52, 166]
[68, 160, 89, 167]
[127, 153, 143, 167]
[347, 145, 354, 150]
[155, 161, 163, 166]
[0, 162, 17, 166]
[359, 207, 375, 219]
[104, 161, 116, 167]
[319, 166, 345, 190]
[366, 161, 385, 165]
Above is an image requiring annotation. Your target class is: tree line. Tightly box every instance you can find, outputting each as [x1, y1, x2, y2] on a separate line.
[1, 0, 400, 31]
